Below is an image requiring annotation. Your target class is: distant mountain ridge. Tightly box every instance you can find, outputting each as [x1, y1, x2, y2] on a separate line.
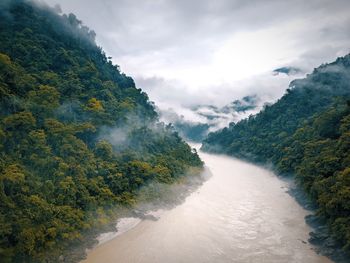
[161, 95, 260, 142]
[273, 66, 302, 76]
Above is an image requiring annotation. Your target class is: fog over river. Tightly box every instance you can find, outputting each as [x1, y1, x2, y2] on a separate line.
[82, 146, 332, 263]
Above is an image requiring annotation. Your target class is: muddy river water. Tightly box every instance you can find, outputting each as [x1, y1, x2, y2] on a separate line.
[82, 147, 332, 263]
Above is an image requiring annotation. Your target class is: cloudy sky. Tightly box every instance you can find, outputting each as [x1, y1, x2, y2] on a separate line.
[46, 0, 350, 121]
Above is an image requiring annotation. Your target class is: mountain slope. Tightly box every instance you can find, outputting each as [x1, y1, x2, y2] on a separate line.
[202, 55, 350, 255]
[0, 1, 202, 262]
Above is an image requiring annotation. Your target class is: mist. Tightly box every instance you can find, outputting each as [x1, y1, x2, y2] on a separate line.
[43, 0, 350, 130]
[4, 1, 350, 263]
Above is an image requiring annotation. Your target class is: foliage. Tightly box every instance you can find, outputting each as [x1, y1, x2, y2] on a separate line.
[0, 1, 202, 262]
[202, 55, 350, 253]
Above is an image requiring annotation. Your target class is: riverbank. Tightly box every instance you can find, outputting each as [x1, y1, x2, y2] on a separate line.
[287, 186, 350, 263]
[81, 150, 333, 263]
[57, 166, 207, 263]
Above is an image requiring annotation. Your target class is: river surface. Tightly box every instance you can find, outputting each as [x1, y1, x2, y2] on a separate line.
[82, 148, 332, 263]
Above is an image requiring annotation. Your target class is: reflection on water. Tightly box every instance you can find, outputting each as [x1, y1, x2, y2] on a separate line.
[82, 148, 332, 263]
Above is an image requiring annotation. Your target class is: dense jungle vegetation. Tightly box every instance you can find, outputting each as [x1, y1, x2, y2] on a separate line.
[202, 54, 350, 254]
[0, 1, 203, 262]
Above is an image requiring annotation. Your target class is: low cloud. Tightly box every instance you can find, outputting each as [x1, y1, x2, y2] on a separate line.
[44, 0, 350, 130]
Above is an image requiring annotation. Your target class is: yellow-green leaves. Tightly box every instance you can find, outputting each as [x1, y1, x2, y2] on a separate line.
[28, 85, 60, 115]
[1, 164, 25, 183]
[86, 97, 104, 111]
[3, 111, 36, 132]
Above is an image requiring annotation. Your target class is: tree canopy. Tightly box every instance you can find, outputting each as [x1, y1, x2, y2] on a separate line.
[0, 1, 202, 262]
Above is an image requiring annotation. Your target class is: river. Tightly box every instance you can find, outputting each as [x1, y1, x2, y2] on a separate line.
[82, 147, 332, 263]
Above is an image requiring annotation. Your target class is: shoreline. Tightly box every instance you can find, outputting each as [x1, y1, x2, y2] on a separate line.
[72, 166, 210, 262]
[287, 186, 350, 263]
[201, 147, 349, 263]
[68, 151, 348, 263]
[94, 217, 142, 247]
[80, 152, 335, 263]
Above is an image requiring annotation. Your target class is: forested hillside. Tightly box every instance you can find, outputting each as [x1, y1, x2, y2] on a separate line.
[0, 1, 202, 262]
[202, 55, 350, 254]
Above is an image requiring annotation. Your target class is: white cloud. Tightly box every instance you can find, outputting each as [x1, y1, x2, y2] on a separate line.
[45, 0, 350, 124]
